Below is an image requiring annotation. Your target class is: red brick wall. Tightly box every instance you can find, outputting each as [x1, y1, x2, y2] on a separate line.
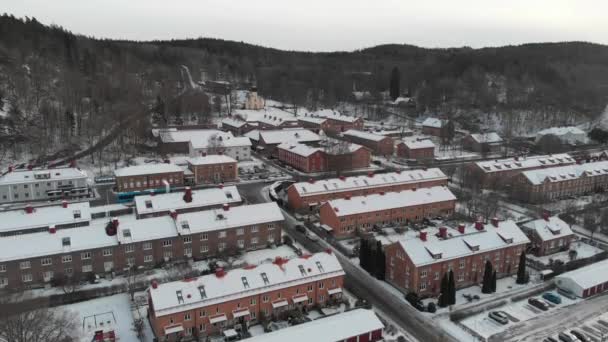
[189, 162, 237, 184]
[117, 171, 184, 192]
[397, 144, 434, 159]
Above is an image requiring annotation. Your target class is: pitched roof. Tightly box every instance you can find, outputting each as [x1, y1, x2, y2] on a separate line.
[190, 135, 251, 149]
[469, 132, 503, 144]
[0, 168, 87, 185]
[522, 161, 608, 185]
[343, 129, 389, 142]
[474, 153, 574, 174]
[326, 186, 455, 217]
[422, 117, 446, 128]
[187, 155, 237, 165]
[259, 129, 321, 145]
[400, 138, 435, 149]
[523, 216, 573, 241]
[114, 164, 183, 177]
[159, 129, 229, 144]
[556, 258, 608, 290]
[221, 118, 247, 128]
[149, 252, 344, 317]
[537, 126, 586, 137]
[134, 186, 241, 216]
[0, 202, 91, 235]
[310, 109, 360, 123]
[297, 116, 327, 125]
[277, 143, 323, 157]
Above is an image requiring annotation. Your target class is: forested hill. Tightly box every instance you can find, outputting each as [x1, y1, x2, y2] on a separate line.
[1, 14, 608, 159]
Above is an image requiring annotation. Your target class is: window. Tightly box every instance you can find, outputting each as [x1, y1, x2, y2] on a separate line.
[183, 236, 192, 244]
[316, 261, 324, 272]
[218, 231, 227, 238]
[127, 257, 135, 266]
[250, 226, 258, 233]
[237, 240, 245, 248]
[62, 237, 71, 247]
[20, 261, 31, 269]
[81, 252, 91, 260]
[0, 265, 5, 272]
[218, 242, 226, 251]
[145, 200, 152, 209]
[267, 223, 275, 230]
[250, 298, 256, 305]
[184, 247, 192, 256]
[144, 255, 153, 263]
[319, 295, 325, 302]
[200, 310, 206, 317]
[434, 272, 440, 280]
[184, 313, 191, 321]
[458, 273, 465, 282]
[185, 327, 193, 336]
[199, 324, 206, 332]
[237, 228, 244, 235]
[176, 291, 184, 304]
[262, 295, 269, 303]
[65, 267, 73, 275]
[318, 282, 325, 289]
[419, 282, 427, 291]
[308, 285, 313, 292]
[251, 237, 258, 245]
[62, 255, 72, 263]
[125, 244, 135, 253]
[82, 264, 93, 273]
[162, 240, 172, 247]
[164, 251, 172, 259]
[143, 242, 152, 250]
[201, 245, 209, 253]
[420, 270, 427, 278]
[22, 274, 33, 282]
[459, 260, 465, 269]
[41, 258, 52, 266]
[261, 272, 270, 285]
[103, 249, 112, 257]
[298, 265, 307, 276]
[201, 233, 208, 241]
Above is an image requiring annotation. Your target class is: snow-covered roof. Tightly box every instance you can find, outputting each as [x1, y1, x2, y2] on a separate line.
[537, 126, 586, 137]
[396, 220, 529, 267]
[400, 138, 435, 149]
[326, 186, 455, 217]
[474, 154, 574, 173]
[277, 143, 322, 157]
[0, 202, 91, 235]
[187, 155, 236, 165]
[343, 129, 389, 142]
[244, 130, 261, 142]
[134, 186, 241, 215]
[117, 216, 178, 244]
[469, 132, 503, 144]
[323, 142, 366, 155]
[114, 164, 183, 177]
[422, 117, 446, 128]
[523, 216, 573, 242]
[292, 169, 447, 197]
[522, 161, 608, 185]
[0, 167, 87, 185]
[221, 118, 247, 128]
[175, 202, 283, 235]
[0, 222, 117, 262]
[242, 309, 383, 342]
[190, 133, 251, 149]
[373, 129, 411, 136]
[310, 109, 360, 123]
[556, 258, 608, 290]
[159, 129, 229, 144]
[89, 203, 130, 215]
[149, 252, 344, 317]
[297, 116, 327, 125]
[259, 129, 321, 145]
[233, 107, 298, 125]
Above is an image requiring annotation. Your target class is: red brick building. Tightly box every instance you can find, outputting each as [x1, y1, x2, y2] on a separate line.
[319, 186, 456, 238]
[115, 164, 184, 192]
[247, 129, 321, 156]
[397, 138, 435, 160]
[421, 118, 450, 137]
[514, 161, 608, 203]
[187, 155, 237, 185]
[384, 219, 529, 296]
[297, 116, 331, 134]
[147, 252, 345, 341]
[462, 132, 503, 153]
[0, 202, 284, 290]
[521, 214, 574, 256]
[287, 169, 448, 210]
[277, 142, 371, 174]
[306, 110, 364, 134]
[342, 130, 394, 156]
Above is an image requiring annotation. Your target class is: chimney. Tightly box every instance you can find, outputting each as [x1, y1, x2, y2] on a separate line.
[218, 151, 223, 155]
[223, 203, 230, 211]
[25, 204, 33, 214]
[112, 217, 119, 229]
[62, 200, 68, 208]
[339, 175, 346, 181]
[8, 165, 13, 173]
[412, 187, 417, 192]
[183, 187, 193, 203]
[151, 280, 158, 289]
[542, 211, 550, 221]
[49, 225, 56, 234]
[491, 217, 499, 227]
[215, 268, 226, 278]
[379, 191, 385, 195]
[344, 195, 351, 200]
[150, 190, 155, 196]
[325, 248, 333, 254]
[475, 221, 484, 231]
[69, 160, 76, 168]
[368, 172, 374, 178]
[439, 226, 447, 239]
[396, 170, 401, 174]
[514, 156, 519, 161]
[27, 164, 33, 171]
[170, 210, 178, 220]
[201, 151, 207, 157]
[218, 183, 224, 189]
[458, 223, 465, 234]
[419, 231, 427, 241]
[308, 178, 315, 184]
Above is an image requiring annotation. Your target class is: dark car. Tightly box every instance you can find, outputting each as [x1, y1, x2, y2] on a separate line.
[542, 292, 562, 305]
[295, 225, 306, 233]
[488, 311, 509, 325]
[544, 337, 558, 342]
[558, 331, 579, 342]
[571, 330, 588, 342]
[557, 288, 577, 300]
[528, 297, 549, 311]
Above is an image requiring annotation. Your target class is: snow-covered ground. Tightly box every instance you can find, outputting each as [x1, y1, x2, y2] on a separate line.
[528, 240, 604, 266]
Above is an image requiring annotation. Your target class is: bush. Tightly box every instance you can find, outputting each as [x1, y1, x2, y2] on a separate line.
[427, 302, 437, 313]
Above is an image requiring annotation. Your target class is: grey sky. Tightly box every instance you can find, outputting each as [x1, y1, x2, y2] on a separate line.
[4, 0, 608, 51]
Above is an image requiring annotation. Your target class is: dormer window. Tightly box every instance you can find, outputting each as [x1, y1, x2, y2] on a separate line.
[176, 290, 184, 304]
[145, 200, 153, 209]
[316, 261, 324, 273]
[73, 210, 81, 219]
[180, 221, 190, 229]
[260, 272, 269, 285]
[241, 277, 250, 289]
[62, 237, 71, 247]
[122, 229, 131, 238]
[298, 265, 307, 276]
[198, 285, 207, 299]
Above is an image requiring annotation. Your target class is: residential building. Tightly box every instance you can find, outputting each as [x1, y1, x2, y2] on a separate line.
[287, 169, 448, 210]
[232, 107, 299, 130]
[384, 219, 530, 296]
[0, 167, 88, 204]
[249, 129, 321, 156]
[221, 117, 253, 136]
[555, 259, 608, 298]
[134, 186, 242, 219]
[397, 138, 435, 160]
[421, 118, 450, 137]
[514, 161, 608, 203]
[342, 130, 394, 156]
[319, 187, 456, 238]
[188, 155, 237, 185]
[468, 153, 575, 188]
[242, 309, 384, 342]
[277, 143, 325, 173]
[0, 202, 283, 290]
[147, 252, 345, 341]
[307, 109, 364, 134]
[536, 126, 587, 145]
[0, 201, 91, 237]
[462, 132, 503, 153]
[188, 131, 252, 161]
[297, 116, 330, 134]
[114, 164, 184, 192]
[521, 214, 574, 256]
[277, 142, 371, 174]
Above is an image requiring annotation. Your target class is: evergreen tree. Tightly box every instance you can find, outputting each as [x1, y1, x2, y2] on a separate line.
[448, 269, 456, 305]
[375, 241, 386, 280]
[491, 271, 497, 293]
[481, 260, 494, 294]
[516, 251, 528, 284]
[359, 239, 368, 270]
[438, 272, 449, 307]
[389, 67, 400, 101]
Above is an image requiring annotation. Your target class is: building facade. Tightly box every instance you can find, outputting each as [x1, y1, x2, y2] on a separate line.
[0, 167, 89, 204]
[521, 214, 574, 256]
[287, 169, 448, 210]
[384, 219, 529, 296]
[147, 252, 345, 341]
[188, 155, 237, 185]
[397, 139, 435, 160]
[342, 130, 394, 156]
[555, 259, 608, 298]
[307, 110, 364, 134]
[277, 142, 371, 174]
[254, 129, 321, 156]
[115, 164, 184, 192]
[462, 132, 503, 153]
[319, 187, 456, 238]
[421, 118, 449, 137]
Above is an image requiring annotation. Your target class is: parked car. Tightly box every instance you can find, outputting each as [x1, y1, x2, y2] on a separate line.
[544, 337, 558, 342]
[558, 331, 580, 342]
[295, 225, 306, 233]
[305, 231, 319, 242]
[557, 288, 577, 300]
[542, 292, 562, 305]
[488, 311, 509, 325]
[372, 160, 382, 166]
[570, 330, 588, 342]
[528, 297, 549, 311]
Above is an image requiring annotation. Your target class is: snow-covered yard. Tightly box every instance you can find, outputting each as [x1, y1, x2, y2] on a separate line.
[528, 240, 604, 266]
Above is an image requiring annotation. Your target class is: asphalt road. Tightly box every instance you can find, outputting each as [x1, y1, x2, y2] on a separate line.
[238, 181, 459, 342]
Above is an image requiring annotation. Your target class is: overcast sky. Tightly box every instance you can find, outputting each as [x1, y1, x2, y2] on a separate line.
[4, 0, 608, 52]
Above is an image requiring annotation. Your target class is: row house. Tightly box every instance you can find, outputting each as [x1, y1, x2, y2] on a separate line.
[115, 164, 184, 193]
[189, 133, 251, 161]
[147, 252, 345, 341]
[301, 110, 364, 134]
[384, 219, 530, 297]
[187, 155, 237, 185]
[277, 142, 371, 174]
[134, 186, 242, 219]
[397, 138, 435, 160]
[514, 161, 608, 203]
[342, 129, 394, 156]
[243, 309, 384, 342]
[421, 118, 450, 137]
[521, 214, 574, 256]
[462, 132, 503, 153]
[319, 186, 456, 239]
[247, 129, 321, 156]
[221, 118, 253, 136]
[0, 202, 284, 290]
[297, 116, 331, 134]
[287, 168, 448, 211]
[0, 167, 89, 204]
[0, 201, 91, 237]
[468, 153, 575, 189]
